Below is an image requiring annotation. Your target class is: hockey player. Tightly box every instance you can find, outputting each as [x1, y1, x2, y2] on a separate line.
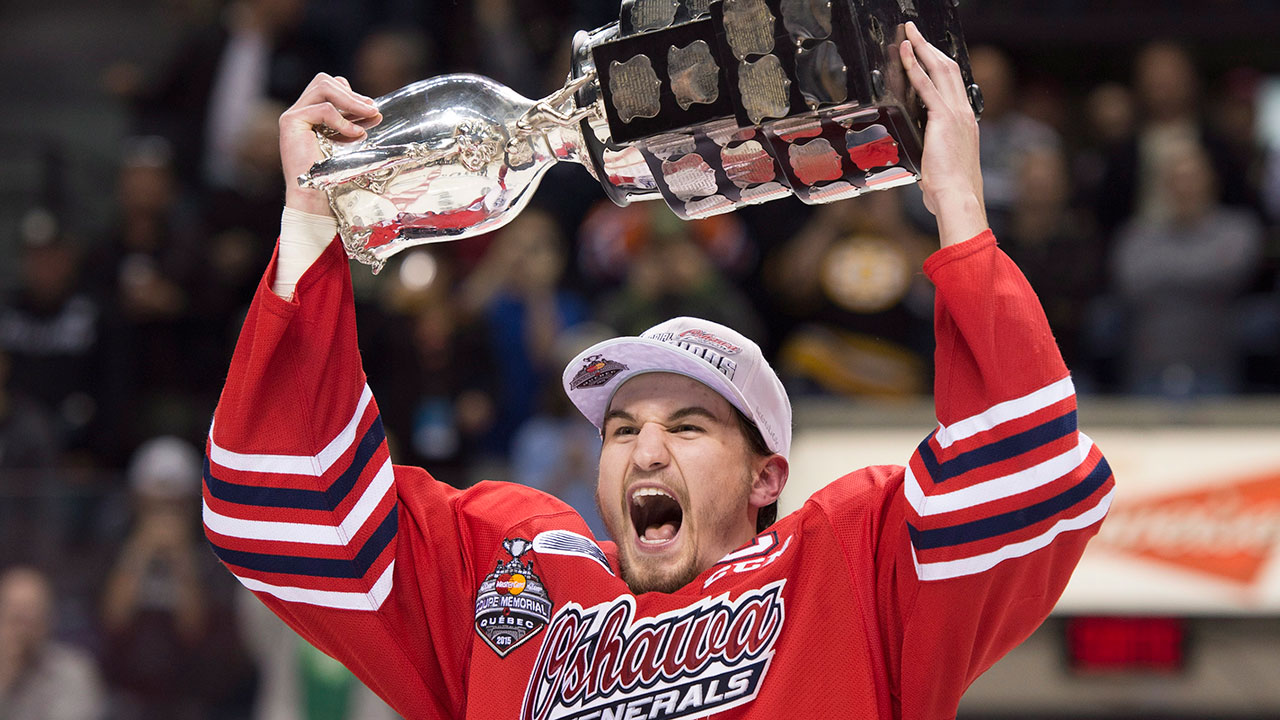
[203, 23, 1113, 719]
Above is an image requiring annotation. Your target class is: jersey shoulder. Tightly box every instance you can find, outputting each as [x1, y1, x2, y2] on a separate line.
[805, 464, 906, 521]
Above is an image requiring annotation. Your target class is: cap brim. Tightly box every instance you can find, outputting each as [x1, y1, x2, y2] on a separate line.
[562, 336, 754, 431]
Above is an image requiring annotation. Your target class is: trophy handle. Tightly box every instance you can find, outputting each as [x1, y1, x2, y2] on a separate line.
[506, 70, 600, 154]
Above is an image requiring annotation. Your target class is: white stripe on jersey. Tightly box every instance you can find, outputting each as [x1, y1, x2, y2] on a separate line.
[234, 560, 396, 611]
[209, 384, 374, 476]
[934, 376, 1075, 450]
[911, 488, 1113, 581]
[203, 458, 394, 545]
[906, 434, 1095, 517]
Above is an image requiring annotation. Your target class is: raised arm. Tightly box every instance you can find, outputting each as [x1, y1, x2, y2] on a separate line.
[885, 25, 1112, 717]
[201, 75, 475, 717]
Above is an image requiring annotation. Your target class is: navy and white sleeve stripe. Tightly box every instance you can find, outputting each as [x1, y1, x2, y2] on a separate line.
[203, 385, 399, 610]
[903, 376, 1115, 581]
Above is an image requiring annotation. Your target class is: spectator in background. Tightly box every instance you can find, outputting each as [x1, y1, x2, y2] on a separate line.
[133, 0, 325, 191]
[0, 566, 105, 720]
[91, 138, 211, 463]
[1002, 145, 1103, 376]
[1017, 74, 1070, 138]
[0, 211, 101, 458]
[198, 101, 287, 355]
[1074, 82, 1137, 219]
[580, 202, 762, 340]
[362, 250, 497, 488]
[966, 45, 1062, 239]
[0, 349, 63, 568]
[353, 28, 433, 98]
[100, 437, 254, 720]
[766, 189, 934, 398]
[1096, 41, 1255, 237]
[601, 229, 763, 339]
[1206, 67, 1280, 392]
[461, 209, 587, 458]
[0, 349, 60, 472]
[1211, 68, 1270, 188]
[471, 0, 579, 97]
[1111, 140, 1264, 396]
[578, 199, 756, 286]
[207, 100, 292, 239]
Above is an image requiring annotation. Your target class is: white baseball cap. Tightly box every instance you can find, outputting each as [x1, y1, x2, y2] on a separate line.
[128, 435, 201, 499]
[562, 317, 791, 458]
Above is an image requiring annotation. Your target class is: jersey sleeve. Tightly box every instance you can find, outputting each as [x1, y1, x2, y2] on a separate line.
[201, 240, 481, 718]
[817, 231, 1114, 718]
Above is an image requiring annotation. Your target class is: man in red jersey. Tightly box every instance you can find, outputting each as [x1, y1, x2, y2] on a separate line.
[203, 22, 1113, 719]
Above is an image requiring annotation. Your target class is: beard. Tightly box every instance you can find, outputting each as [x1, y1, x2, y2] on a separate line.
[618, 540, 702, 595]
[600, 468, 755, 595]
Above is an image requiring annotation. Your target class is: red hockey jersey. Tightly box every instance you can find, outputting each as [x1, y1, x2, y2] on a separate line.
[203, 230, 1113, 719]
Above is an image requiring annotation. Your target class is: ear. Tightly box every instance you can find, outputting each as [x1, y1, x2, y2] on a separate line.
[748, 454, 789, 509]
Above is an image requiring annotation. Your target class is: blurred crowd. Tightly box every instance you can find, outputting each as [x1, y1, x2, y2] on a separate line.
[2, 0, 1279, 718]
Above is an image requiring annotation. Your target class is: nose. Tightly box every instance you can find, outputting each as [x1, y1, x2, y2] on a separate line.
[631, 422, 670, 472]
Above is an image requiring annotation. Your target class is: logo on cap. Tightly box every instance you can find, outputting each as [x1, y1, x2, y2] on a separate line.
[677, 328, 742, 354]
[569, 355, 629, 391]
[641, 328, 743, 380]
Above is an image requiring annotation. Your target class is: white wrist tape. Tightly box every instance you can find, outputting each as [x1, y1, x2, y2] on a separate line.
[273, 208, 339, 298]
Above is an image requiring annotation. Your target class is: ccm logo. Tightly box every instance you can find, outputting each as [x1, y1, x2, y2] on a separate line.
[704, 534, 793, 589]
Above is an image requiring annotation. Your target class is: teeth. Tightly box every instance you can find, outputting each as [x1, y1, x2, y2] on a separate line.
[638, 536, 669, 545]
[631, 487, 674, 504]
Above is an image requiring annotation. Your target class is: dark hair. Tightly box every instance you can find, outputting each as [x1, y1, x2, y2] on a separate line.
[733, 408, 777, 533]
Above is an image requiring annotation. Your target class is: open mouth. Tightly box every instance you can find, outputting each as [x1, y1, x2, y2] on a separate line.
[629, 487, 684, 546]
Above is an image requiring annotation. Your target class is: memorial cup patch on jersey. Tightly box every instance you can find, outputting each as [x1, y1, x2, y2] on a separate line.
[521, 580, 786, 720]
[476, 538, 554, 657]
[569, 355, 629, 391]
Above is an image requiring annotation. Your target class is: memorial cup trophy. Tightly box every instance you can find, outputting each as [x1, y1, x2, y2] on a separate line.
[300, 0, 981, 272]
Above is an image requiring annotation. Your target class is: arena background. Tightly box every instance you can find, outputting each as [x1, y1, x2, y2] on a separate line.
[1, 0, 1278, 718]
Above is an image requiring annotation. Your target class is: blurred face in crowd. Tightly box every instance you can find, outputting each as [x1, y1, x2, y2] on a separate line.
[355, 31, 431, 99]
[1086, 83, 1136, 144]
[118, 163, 174, 218]
[628, 233, 715, 300]
[22, 241, 78, 309]
[248, 0, 306, 33]
[596, 373, 781, 594]
[1164, 143, 1218, 224]
[504, 210, 566, 294]
[969, 45, 1014, 119]
[1017, 146, 1070, 213]
[1135, 42, 1198, 122]
[0, 567, 53, 666]
[414, 302, 457, 356]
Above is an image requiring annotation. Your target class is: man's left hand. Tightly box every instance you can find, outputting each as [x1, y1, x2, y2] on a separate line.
[899, 21, 988, 247]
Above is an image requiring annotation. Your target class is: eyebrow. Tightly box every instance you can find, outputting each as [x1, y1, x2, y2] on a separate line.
[603, 406, 721, 425]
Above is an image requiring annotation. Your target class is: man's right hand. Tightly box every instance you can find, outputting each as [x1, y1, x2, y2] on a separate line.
[280, 73, 382, 216]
